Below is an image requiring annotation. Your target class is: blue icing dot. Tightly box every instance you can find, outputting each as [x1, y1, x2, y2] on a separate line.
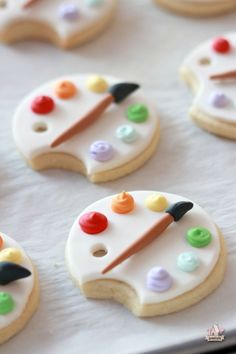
[86, 0, 104, 7]
[116, 124, 137, 143]
[177, 252, 199, 272]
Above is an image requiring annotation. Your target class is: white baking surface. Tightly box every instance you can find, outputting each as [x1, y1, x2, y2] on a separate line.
[0, 1, 236, 353]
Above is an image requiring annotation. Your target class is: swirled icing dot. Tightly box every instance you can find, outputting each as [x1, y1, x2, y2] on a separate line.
[127, 104, 149, 123]
[31, 96, 55, 114]
[89, 141, 114, 162]
[146, 267, 172, 292]
[209, 92, 231, 108]
[55, 80, 77, 99]
[116, 124, 137, 143]
[0, 292, 14, 315]
[58, 4, 79, 21]
[79, 212, 108, 234]
[177, 252, 199, 272]
[86, 0, 104, 6]
[0, 248, 22, 264]
[0, 235, 3, 250]
[212, 37, 231, 54]
[111, 192, 135, 214]
[86, 75, 108, 93]
[145, 194, 168, 212]
[186, 227, 212, 248]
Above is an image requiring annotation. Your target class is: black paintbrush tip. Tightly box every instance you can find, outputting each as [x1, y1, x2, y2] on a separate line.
[0, 262, 31, 285]
[109, 82, 140, 103]
[166, 201, 193, 222]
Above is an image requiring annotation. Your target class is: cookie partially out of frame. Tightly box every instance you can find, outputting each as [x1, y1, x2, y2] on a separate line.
[0, 0, 116, 49]
[13, 74, 160, 183]
[181, 33, 236, 139]
[153, 0, 236, 17]
[0, 233, 39, 344]
[66, 191, 227, 317]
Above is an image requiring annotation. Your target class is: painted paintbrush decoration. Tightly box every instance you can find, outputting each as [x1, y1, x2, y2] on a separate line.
[0, 261, 31, 285]
[101, 201, 193, 274]
[22, 0, 40, 9]
[210, 69, 236, 80]
[50, 82, 139, 148]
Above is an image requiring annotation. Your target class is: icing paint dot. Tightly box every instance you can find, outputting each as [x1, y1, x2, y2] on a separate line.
[212, 37, 231, 54]
[0, 248, 22, 264]
[79, 212, 108, 234]
[58, 4, 79, 21]
[127, 104, 149, 123]
[0, 292, 14, 315]
[146, 267, 172, 292]
[31, 96, 55, 114]
[186, 227, 212, 248]
[145, 194, 168, 212]
[89, 141, 114, 162]
[86, 75, 108, 93]
[209, 92, 231, 108]
[55, 80, 77, 99]
[177, 252, 199, 272]
[111, 192, 135, 214]
[86, 0, 104, 6]
[116, 124, 137, 143]
[0, 235, 3, 250]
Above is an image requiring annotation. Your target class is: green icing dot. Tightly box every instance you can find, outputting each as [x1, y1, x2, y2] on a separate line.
[127, 104, 149, 123]
[186, 227, 212, 248]
[0, 292, 14, 315]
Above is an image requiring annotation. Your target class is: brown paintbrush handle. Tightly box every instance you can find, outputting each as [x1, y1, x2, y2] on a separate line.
[51, 94, 114, 148]
[210, 70, 236, 80]
[101, 213, 174, 274]
[22, 0, 39, 8]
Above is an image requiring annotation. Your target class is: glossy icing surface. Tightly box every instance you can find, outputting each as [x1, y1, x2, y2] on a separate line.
[66, 191, 221, 304]
[182, 33, 236, 124]
[0, 233, 34, 330]
[13, 75, 159, 175]
[0, 0, 115, 39]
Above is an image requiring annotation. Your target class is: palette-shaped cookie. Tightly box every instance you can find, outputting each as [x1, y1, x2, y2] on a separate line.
[0, 0, 116, 49]
[65, 191, 227, 317]
[154, 0, 236, 17]
[0, 233, 39, 343]
[181, 33, 236, 139]
[13, 74, 160, 183]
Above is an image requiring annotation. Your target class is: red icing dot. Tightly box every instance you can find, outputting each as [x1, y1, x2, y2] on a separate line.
[212, 37, 231, 54]
[79, 212, 108, 234]
[31, 96, 55, 114]
[0, 235, 3, 250]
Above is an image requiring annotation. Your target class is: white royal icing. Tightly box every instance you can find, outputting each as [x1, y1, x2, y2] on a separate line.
[182, 33, 236, 124]
[0, 0, 115, 40]
[66, 191, 221, 304]
[0, 233, 34, 330]
[13, 74, 159, 175]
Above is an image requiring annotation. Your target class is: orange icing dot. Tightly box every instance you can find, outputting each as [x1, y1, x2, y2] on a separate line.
[55, 80, 77, 99]
[111, 192, 135, 214]
[0, 235, 3, 250]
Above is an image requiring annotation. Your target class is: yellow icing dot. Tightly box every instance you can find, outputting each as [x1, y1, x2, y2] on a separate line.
[145, 194, 168, 212]
[0, 248, 22, 264]
[86, 75, 108, 93]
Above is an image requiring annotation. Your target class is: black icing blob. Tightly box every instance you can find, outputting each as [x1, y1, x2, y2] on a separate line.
[0, 262, 31, 285]
[166, 201, 194, 222]
[109, 83, 140, 103]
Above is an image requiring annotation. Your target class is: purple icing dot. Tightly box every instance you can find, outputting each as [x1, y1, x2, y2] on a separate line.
[209, 92, 231, 108]
[58, 4, 79, 21]
[89, 141, 114, 162]
[146, 267, 173, 292]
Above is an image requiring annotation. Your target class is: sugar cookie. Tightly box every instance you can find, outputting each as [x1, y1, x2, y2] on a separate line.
[154, 0, 236, 17]
[65, 191, 227, 317]
[0, 233, 39, 344]
[0, 0, 116, 49]
[13, 74, 160, 183]
[181, 33, 236, 139]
